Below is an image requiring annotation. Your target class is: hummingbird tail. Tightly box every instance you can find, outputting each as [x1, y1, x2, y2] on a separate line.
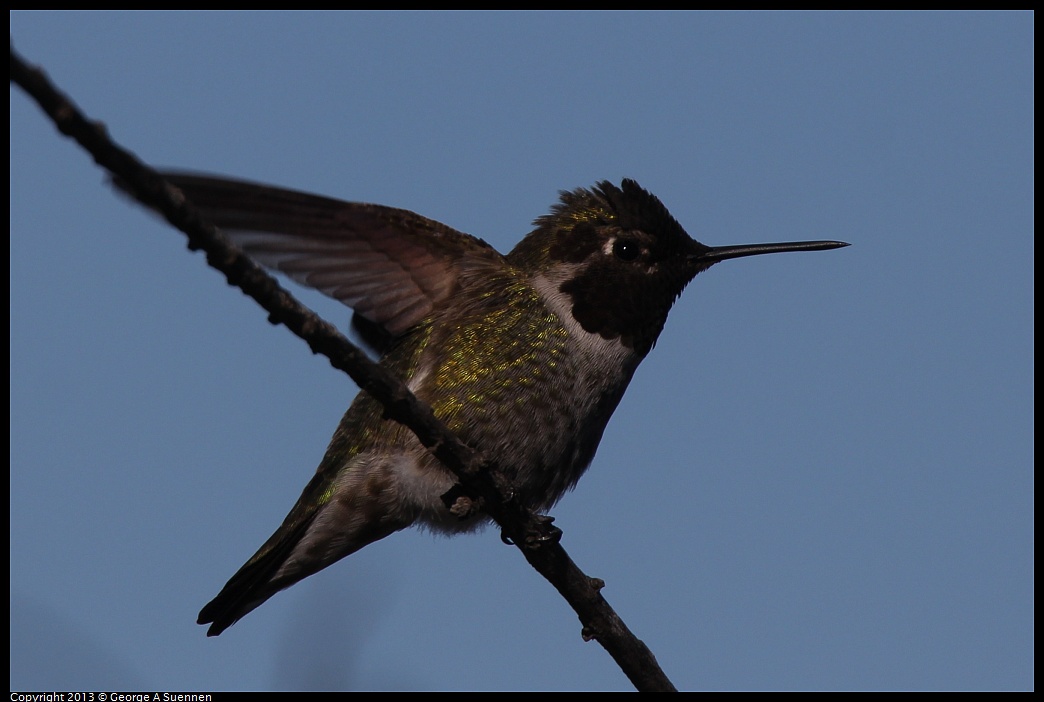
[198, 493, 412, 636]
[197, 514, 318, 636]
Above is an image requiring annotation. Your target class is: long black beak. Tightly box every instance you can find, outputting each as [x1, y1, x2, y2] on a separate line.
[693, 240, 850, 263]
[693, 240, 847, 264]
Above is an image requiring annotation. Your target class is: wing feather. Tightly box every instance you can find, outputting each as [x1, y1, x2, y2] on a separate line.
[160, 173, 502, 336]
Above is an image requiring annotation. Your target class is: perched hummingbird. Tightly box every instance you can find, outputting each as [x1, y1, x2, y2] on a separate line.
[154, 174, 847, 636]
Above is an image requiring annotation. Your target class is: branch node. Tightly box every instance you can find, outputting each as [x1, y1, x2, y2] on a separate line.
[441, 483, 483, 519]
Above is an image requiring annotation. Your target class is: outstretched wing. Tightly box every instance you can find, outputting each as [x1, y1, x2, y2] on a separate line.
[159, 173, 502, 336]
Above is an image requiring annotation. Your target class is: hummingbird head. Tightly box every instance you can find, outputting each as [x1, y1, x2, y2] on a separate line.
[507, 179, 704, 356]
[508, 179, 848, 356]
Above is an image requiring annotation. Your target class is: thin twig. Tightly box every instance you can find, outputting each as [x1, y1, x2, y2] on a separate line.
[10, 39, 677, 692]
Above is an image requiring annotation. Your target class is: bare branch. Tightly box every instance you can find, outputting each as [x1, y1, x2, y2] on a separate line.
[10, 39, 677, 692]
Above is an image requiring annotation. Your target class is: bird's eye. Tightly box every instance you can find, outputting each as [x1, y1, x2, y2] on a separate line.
[612, 238, 642, 262]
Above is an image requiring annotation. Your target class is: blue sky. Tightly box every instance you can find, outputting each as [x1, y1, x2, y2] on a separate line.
[10, 11, 1033, 692]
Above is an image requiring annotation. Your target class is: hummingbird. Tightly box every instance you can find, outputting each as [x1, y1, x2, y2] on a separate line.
[153, 174, 847, 636]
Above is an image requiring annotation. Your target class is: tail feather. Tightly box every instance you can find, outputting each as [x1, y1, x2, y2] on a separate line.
[198, 489, 412, 635]
[197, 512, 318, 636]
